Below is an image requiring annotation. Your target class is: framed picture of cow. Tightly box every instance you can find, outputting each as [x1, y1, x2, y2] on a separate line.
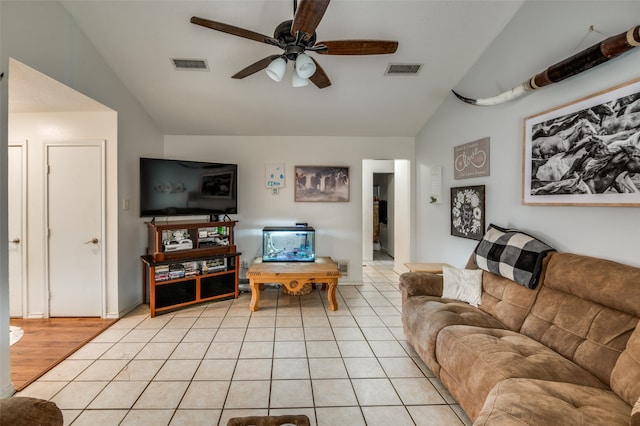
[523, 77, 640, 206]
[294, 166, 350, 202]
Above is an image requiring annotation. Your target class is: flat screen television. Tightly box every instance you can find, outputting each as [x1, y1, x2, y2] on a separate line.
[140, 157, 238, 217]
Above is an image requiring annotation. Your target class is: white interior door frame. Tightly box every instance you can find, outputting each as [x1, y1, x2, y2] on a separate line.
[43, 140, 107, 318]
[8, 140, 28, 318]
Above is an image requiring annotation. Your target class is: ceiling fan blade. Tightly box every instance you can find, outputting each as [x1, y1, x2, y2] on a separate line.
[190, 16, 279, 46]
[315, 40, 398, 55]
[290, 0, 330, 40]
[309, 57, 331, 89]
[231, 55, 281, 79]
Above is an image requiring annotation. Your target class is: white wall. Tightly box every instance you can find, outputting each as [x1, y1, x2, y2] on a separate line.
[9, 112, 119, 317]
[164, 136, 415, 282]
[416, 1, 640, 268]
[1, 0, 163, 395]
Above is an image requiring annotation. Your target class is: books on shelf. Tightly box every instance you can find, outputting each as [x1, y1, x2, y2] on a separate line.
[155, 258, 227, 282]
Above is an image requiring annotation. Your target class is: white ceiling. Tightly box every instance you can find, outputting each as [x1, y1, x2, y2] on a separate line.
[36, 1, 523, 137]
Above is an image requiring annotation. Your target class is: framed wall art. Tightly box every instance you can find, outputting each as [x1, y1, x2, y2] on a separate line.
[454, 137, 490, 179]
[523, 77, 640, 206]
[294, 166, 350, 202]
[451, 185, 485, 241]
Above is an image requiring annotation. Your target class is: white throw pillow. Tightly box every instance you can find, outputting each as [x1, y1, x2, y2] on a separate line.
[442, 265, 482, 307]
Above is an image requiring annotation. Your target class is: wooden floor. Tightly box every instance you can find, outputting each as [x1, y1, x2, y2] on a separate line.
[9, 317, 118, 391]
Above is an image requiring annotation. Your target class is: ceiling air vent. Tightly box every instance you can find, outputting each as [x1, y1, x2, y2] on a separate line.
[171, 58, 209, 71]
[385, 63, 423, 76]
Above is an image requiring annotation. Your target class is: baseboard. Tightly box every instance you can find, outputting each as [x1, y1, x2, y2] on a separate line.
[25, 313, 44, 319]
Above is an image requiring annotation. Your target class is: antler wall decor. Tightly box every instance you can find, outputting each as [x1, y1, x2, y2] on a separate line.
[453, 25, 640, 106]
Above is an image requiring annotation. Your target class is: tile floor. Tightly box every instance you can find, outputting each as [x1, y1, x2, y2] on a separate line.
[16, 260, 471, 426]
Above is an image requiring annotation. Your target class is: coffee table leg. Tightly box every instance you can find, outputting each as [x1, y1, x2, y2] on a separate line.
[250, 280, 261, 312]
[327, 280, 338, 311]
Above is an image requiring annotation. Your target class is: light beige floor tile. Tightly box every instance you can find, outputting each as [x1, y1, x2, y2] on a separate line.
[51, 381, 108, 409]
[244, 327, 275, 341]
[354, 315, 385, 327]
[274, 341, 307, 358]
[352, 378, 402, 406]
[301, 315, 330, 327]
[88, 381, 148, 409]
[430, 377, 459, 404]
[120, 409, 175, 425]
[179, 381, 230, 409]
[379, 357, 424, 378]
[134, 342, 178, 360]
[193, 359, 236, 380]
[181, 328, 216, 342]
[308, 358, 348, 379]
[214, 328, 246, 341]
[270, 379, 313, 408]
[311, 379, 358, 407]
[306, 340, 341, 358]
[275, 326, 304, 341]
[120, 328, 159, 343]
[170, 342, 210, 359]
[173, 305, 207, 317]
[248, 316, 276, 328]
[68, 409, 128, 426]
[205, 341, 242, 359]
[136, 316, 174, 329]
[268, 408, 316, 425]
[348, 306, 377, 316]
[90, 328, 129, 343]
[39, 359, 93, 381]
[380, 316, 403, 327]
[113, 359, 164, 381]
[224, 380, 271, 409]
[133, 381, 189, 409]
[170, 409, 222, 425]
[151, 328, 190, 343]
[193, 316, 223, 328]
[369, 340, 408, 357]
[276, 316, 303, 327]
[239, 341, 274, 358]
[68, 342, 114, 360]
[75, 359, 128, 381]
[155, 359, 200, 380]
[360, 327, 395, 341]
[16, 381, 67, 400]
[303, 327, 334, 341]
[337, 340, 374, 357]
[328, 316, 358, 328]
[164, 317, 197, 329]
[391, 377, 446, 405]
[408, 405, 465, 426]
[272, 358, 310, 380]
[233, 358, 272, 380]
[343, 357, 385, 378]
[362, 406, 414, 426]
[332, 327, 365, 341]
[221, 316, 250, 328]
[316, 406, 366, 426]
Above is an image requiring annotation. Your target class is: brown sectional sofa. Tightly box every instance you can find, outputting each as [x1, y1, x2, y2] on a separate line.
[400, 251, 640, 425]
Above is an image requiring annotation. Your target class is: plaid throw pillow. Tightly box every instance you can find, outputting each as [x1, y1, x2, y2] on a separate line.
[474, 224, 555, 289]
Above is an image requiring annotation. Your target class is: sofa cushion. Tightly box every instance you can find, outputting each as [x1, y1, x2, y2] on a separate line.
[475, 379, 631, 425]
[474, 224, 554, 289]
[442, 265, 482, 307]
[611, 321, 640, 407]
[436, 325, 608, 420]
[402, 296, 506, 376]
[521, 252, 640, 387]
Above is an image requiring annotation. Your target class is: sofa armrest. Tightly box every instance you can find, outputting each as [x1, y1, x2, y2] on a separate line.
[631, 396, 640, 426]
[399, 272, 443, 298]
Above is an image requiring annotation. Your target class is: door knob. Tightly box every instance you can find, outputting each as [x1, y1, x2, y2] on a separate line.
[84, 238, 99, 245]
[8, 238, 20, 244]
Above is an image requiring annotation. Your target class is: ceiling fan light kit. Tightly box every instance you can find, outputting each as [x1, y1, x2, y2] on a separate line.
[190, 0, 399, 89]
[266, 56, 287, 82]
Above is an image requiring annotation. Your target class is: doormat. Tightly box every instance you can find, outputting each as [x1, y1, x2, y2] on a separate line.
[9, 326, 24, 346]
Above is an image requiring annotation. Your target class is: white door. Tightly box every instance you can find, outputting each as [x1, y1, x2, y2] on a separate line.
[8, 142, 27, 318]
[46, 142, 105, 317]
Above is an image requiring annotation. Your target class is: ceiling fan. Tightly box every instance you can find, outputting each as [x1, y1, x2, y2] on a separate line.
[190, 0, 398, 88]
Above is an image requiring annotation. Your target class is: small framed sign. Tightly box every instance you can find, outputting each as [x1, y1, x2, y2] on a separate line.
[454, 137, 490, 179]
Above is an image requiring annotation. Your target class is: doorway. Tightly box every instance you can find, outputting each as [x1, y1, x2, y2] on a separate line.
[8, 142, 27, 318]
[45, 141, 105, 317]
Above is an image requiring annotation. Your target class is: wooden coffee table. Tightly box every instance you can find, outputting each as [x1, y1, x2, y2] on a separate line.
[246, 257, 342, 311]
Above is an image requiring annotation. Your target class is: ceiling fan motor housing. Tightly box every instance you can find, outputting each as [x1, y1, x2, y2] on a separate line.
[275, 20, 317, 48]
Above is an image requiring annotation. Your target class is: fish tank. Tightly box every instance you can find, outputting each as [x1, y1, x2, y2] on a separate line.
[262, 226, 315, 262]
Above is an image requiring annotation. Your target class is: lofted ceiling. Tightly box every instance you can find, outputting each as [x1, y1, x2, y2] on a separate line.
[47, 0, 525, 137]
